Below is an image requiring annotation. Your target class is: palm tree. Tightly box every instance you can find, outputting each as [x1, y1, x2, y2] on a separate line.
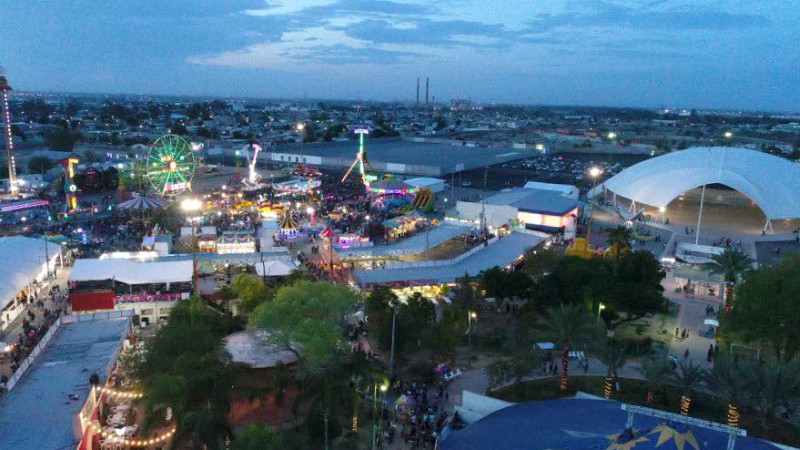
[707, 355, 756, 427]
[597, 340, 628, 399]
[638, 357, 672, 407]
[707, 248, 751, 308]
[538, 304, 599, 393]
[674, 360, 707, 416]
[606, 225, 633, 269]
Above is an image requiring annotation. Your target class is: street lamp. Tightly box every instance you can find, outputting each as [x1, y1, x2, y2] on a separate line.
[181, 198, 202, 296]
[372, 382, 389, 450]
[724, 131, 733, 139]
[597, 303, 606, 323]
[297, 122, 306, 152]
[586, 167, 602, 245]
[607, 132, 617, 140]
[467, 311, 478, 365]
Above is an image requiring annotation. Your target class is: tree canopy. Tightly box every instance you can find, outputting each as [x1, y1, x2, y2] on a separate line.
[725, 255, 800, 360]
[249, 281, 356, 365]
[139, 296, 240, 449]
[531, 251, 666, 328]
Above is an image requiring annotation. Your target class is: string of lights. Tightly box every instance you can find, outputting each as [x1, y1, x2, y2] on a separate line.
[97, 386, 144, 399]
[91, 423, 176, 447]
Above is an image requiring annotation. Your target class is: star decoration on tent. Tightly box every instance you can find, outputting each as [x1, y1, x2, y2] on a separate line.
[646, 422, 700, 450]
[605, 428, 650, 450]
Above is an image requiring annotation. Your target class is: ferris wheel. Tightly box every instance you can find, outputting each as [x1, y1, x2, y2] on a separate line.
[145, 134, 196, 196]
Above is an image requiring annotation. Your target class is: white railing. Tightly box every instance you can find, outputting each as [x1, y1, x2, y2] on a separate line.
[381, 236, 499, 270]
[5, 310, 134, 393]
[5, 317, 62, 393]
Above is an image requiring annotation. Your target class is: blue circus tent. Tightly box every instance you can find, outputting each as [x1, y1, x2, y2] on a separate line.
[439, 399, 782, 450]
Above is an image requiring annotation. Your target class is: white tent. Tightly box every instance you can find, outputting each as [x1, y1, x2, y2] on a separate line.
[602, 147, 800, 220]
[70, 259, 192, 285]
[523, 181, 579, 199]
[255, 260, 298, 277]
[0, 236, 62, 311]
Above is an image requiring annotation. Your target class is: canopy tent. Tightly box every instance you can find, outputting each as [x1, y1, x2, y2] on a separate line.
[117, 195, 167, 211]
[602, 147, 800, 220]
[70, 259, 192, 285]
[279, 211, 299, 238]
[0, 236, 62, 311]
[255, 260, 298, 277]
[366, 179, 416, 195]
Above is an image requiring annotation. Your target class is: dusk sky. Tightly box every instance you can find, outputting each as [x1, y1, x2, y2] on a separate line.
[1, 0, 798, 111]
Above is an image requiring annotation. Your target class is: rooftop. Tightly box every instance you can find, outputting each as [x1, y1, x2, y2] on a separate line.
[263, 138, 529, 176]
[486, 188, 578, 215]
[0, 313, 131, 450]
[353, 231, 542, 285]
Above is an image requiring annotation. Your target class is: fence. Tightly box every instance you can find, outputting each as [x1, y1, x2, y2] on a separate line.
[4, 310, 134, 393]
[5, 317, 62, 393]
[380, 236, 499, 270]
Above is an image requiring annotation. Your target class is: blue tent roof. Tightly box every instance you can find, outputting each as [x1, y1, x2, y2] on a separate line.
[440, 399, 781, 450]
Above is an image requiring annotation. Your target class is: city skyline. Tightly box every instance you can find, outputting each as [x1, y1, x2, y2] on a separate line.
[1, 0, 798, 112]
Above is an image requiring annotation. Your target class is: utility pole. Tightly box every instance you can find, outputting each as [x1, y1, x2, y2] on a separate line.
[388, 310, 397, 374]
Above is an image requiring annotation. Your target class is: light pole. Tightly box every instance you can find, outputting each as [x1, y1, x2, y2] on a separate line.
[387, 308, 397, 375]
[586, 167, 602, 246]
[297, 123, 305, 153]
[372, 382, 388, 450]
[597, 303, 606, 324]
[181, 198, 202, 296]
[467, 311, 477, 366]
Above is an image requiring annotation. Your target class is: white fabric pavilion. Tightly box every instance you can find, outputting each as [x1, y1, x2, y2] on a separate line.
[602, 147, 800, 221]
[255, 260, 298, 277]
[70, 259, 192, 285]
[0, 236, 62, 311]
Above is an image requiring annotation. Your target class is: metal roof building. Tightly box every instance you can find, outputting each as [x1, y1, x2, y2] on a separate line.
[0, 312, 132, 450]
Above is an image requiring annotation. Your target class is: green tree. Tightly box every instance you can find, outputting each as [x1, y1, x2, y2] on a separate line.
[707, 248, 751, 307]
[726, 255, 800, 360]
[754, 358, 800, 435]
[596, 340, 628, 399]
[139, 297, 239, 448]
[452, 274, 478, 311]
[46, 127, 79, 151]
[673, 360, 707, 416]
[538, 304, 599, 393]
[28, 156, 55, 174]
[638, 356, 673, 407]
[708, 355, 756, 427]
[480, 267, 532, 300]
[250, 281, 356, 366]
[364, 286, 397, 351]
[233, 423, 285, 450]
[606, 225, 633, 268]
[607, 251, 667, 329]
[230, 273, 271, 316]
[522, 246, 562, 279]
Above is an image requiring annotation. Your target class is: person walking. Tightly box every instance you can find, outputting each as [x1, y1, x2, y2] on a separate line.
[683, 348, 690, 360]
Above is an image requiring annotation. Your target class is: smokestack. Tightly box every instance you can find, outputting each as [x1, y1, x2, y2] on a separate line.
[425, 77, 429, 103]
[416, 77, 420, 104]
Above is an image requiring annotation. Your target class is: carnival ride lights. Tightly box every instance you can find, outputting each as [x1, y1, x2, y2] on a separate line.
[341, 127, 376, 186]
[241, 142, 263, 184]
[62, 156, 80, 212]
[0, 67, 18, 195]
[145, 135, 196, 197]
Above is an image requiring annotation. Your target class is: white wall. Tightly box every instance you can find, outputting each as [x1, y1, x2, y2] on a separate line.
[455, 201, 518, 228]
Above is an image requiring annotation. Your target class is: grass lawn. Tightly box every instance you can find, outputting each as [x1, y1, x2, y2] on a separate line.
[492, 376, 800, 447]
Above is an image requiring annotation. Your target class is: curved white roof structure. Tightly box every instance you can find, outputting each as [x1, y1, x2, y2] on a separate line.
[602, 147, 800, 220]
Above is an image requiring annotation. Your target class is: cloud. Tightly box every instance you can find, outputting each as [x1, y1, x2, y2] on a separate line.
[526, 1, 770, 32]
[335, 18, 507, 47]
